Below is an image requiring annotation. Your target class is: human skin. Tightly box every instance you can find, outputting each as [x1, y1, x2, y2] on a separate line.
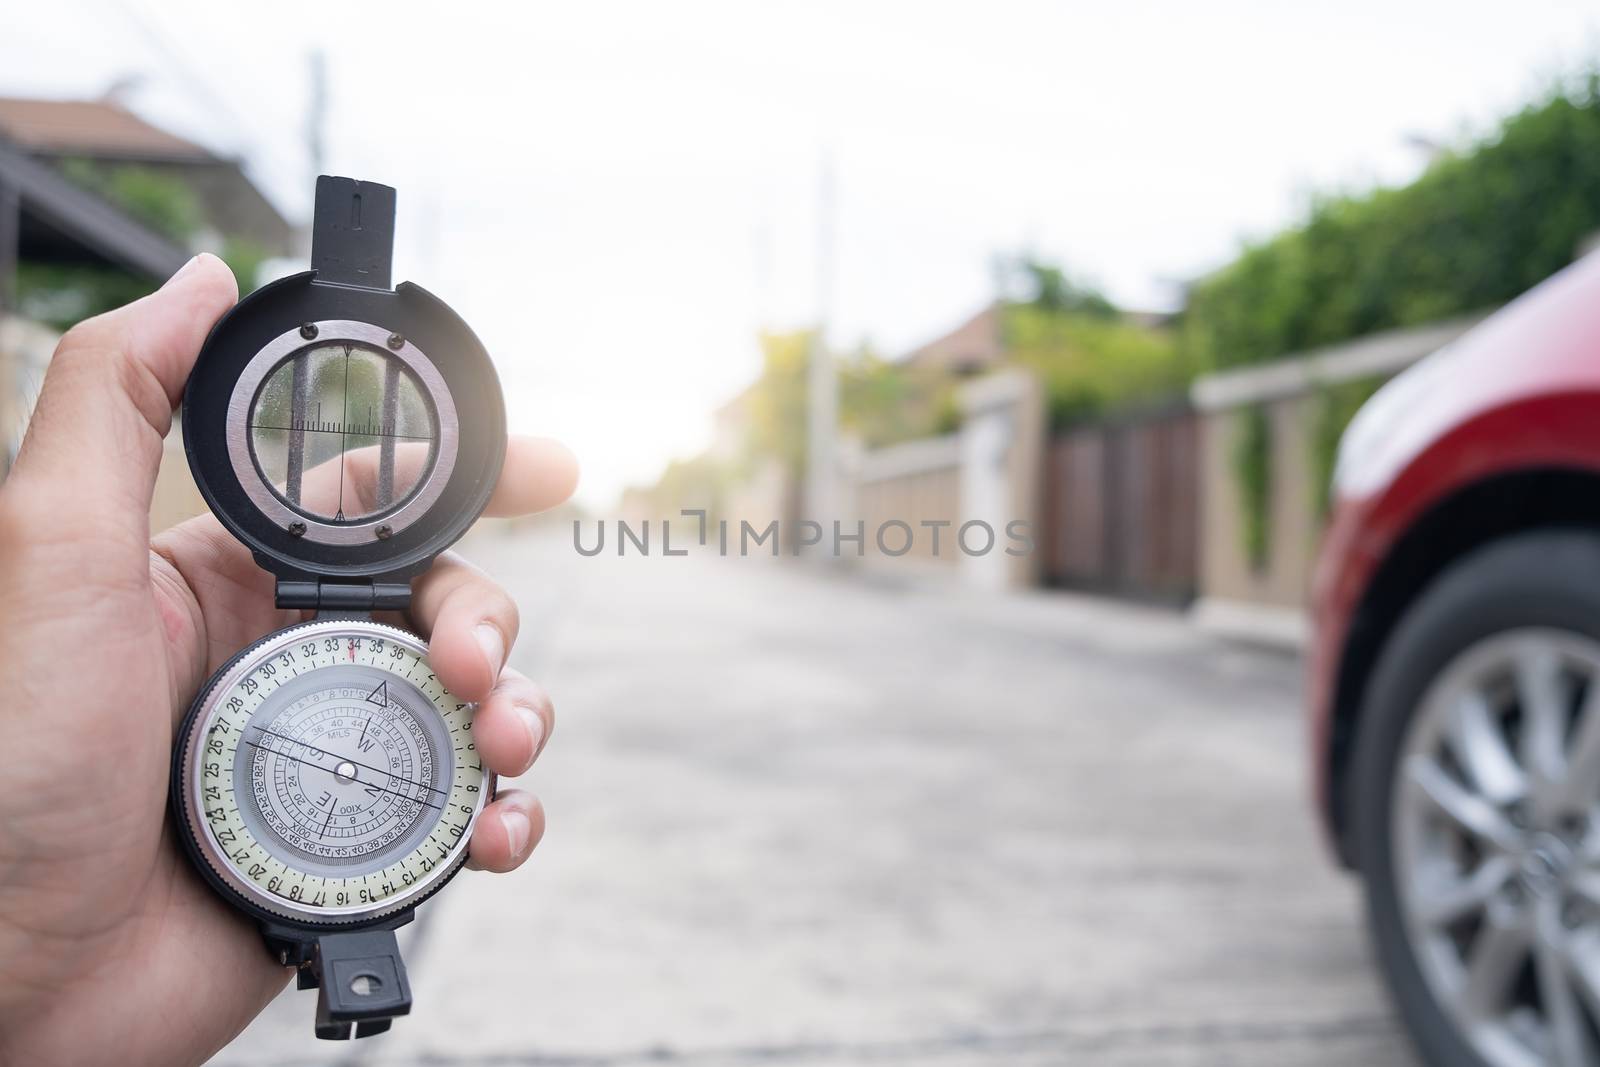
[0, 255, 576, 1066]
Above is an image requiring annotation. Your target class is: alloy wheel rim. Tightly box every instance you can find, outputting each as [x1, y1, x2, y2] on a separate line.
[1394, 628, 1600, 1067]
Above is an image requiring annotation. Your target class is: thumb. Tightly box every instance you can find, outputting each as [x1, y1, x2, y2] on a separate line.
[4, 253, 237, 562]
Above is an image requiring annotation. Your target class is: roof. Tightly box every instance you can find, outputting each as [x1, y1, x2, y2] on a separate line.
[0, 136, 189, 280]
[0, 97, 214, 162]
[901, 304, 1006, 371]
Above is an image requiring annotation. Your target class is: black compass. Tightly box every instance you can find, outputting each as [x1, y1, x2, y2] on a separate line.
[172, 176, 506, 1039]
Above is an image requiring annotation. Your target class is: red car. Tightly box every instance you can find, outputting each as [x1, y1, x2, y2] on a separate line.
[1313, 249, 1600, 1067]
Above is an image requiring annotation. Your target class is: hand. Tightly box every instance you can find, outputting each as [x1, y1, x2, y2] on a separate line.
[0, 255, 576, 1066]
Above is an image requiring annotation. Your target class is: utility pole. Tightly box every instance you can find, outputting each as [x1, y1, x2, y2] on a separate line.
[305, 49, 328, 254]
[805, 153, 838, 549]
[307, 50, 328, 178]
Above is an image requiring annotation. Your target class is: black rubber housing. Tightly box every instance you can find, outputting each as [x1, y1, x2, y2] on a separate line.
[1351, 529, 1600, 1067]
[182, 271, 506, 587]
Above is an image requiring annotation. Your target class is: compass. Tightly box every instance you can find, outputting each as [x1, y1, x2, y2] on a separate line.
[172, 176, 505, 1039]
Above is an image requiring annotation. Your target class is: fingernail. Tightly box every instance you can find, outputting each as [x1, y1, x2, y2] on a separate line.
[515, 703, 545, 763]
[165, 255, 204, 287]
[474, 623, 504, 672]
[501, 809, 531, 859]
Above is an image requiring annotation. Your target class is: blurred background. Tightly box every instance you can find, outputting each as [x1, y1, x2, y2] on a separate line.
[7, 2, 1600, 1065]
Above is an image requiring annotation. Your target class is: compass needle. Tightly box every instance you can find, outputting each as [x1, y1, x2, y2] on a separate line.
[251, 724, 447, 797]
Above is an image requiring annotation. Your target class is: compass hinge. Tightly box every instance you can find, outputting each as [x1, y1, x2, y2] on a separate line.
[276, 580, 411, 612]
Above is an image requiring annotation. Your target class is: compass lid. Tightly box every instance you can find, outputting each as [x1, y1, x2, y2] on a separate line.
[183, 177, 506, 606]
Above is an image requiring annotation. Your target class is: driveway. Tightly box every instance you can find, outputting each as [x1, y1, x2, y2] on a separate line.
[213, 527, 1415, 1066]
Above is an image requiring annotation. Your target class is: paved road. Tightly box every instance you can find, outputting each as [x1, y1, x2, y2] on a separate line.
[213, 529, 1417, 1066]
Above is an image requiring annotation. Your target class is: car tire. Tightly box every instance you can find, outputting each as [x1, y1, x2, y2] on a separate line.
[1351, 528, 1600, 1067]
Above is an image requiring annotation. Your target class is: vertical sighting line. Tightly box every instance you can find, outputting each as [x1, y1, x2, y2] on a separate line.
[286, 353, 309, 504]
[377, 357, 401, 507]
[335, 347, 351, 520]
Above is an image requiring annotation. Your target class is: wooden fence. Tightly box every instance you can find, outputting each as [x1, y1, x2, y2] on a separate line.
[1041, 406, 1199, 601]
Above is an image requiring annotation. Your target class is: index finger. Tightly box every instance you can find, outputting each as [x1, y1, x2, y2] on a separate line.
[483, 436, 579, 517]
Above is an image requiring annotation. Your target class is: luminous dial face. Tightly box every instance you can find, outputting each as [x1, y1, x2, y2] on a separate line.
[180, 620, 488, 925]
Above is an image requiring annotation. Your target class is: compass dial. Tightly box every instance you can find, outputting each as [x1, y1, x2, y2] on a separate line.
[178, 620, 489, 924]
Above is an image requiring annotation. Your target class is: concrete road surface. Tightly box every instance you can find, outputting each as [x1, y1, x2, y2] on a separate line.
[212, 529, 1417, 1067]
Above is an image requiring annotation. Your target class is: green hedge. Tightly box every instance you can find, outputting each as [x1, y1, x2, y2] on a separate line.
[1004, 303, 1186, 428]
[1232, 404, 1272, 572]
[1184, 75, 1600, 370]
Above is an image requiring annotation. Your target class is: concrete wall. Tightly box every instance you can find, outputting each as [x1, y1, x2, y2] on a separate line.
[853, 434, 962, 569]
[1197, 395, 1318, 612]
[959, 369, 1043, 590]
[846, 368, 1043, 590]
[1190, 315, 1488, 646]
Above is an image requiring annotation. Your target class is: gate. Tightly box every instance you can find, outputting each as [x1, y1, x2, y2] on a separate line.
[1042, 406, 1198, 601]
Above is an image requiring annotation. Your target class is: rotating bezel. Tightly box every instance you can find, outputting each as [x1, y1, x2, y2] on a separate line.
[174, 619, 494, 929]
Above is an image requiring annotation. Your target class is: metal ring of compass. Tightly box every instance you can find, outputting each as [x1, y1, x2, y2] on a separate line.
[225, 320, 461, 547]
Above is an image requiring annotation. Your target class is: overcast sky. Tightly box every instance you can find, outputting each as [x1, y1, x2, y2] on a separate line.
[3, 1, 1597, 505]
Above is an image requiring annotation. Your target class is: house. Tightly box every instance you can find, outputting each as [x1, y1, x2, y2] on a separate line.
[0, 96, 295, 256]
[0, 133, 188, 475]
[0, 95, 287, 531]
[900, 303, 1005, 376]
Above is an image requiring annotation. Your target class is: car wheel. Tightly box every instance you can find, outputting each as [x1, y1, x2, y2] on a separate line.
[1354, 530, 1600, 1067]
